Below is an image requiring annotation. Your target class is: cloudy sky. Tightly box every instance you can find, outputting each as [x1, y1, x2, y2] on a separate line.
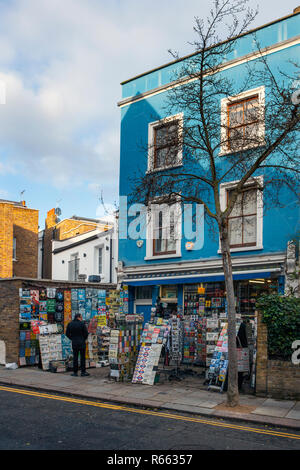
[0, 0, 298, 226]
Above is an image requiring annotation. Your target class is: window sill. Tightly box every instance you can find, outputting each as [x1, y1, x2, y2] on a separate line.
[144, 253, 182, 261]
[219, 141, 266, 157]
[146, 163, 183, 174]
[217, 245, 263, 254]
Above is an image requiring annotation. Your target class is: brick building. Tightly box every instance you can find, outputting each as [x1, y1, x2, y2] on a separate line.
[41, 209, 113, 279]
[0, 199, 39, 279]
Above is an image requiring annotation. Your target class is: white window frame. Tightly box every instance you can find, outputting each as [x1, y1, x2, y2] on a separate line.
[98, 246, 103, 274]
[220, 86, 265, 155]
[145, 198, 182, 260]
[218, 175, 263, 253]
[68, 252, 80, 281]
[94, 243, 105, 277]
[147, 113, 184, 173]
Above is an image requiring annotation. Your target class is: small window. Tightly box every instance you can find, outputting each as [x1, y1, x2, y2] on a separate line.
[68, 255, 79, 281]
[98, 247, 103, 274]
[13, 237, 16, 260]
[148, 114, 183, 172]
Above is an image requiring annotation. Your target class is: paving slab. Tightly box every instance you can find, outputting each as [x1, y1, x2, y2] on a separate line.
[162, 403, 214, 415]
[170, 396, 221, 408]
[286, 403, 300, 420]
[251, 398, 296, 417]
[238, 396, 266, 407]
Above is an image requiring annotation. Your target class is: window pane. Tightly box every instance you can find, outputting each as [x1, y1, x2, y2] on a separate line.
[228, 191, 243, 217]
[229, 217, 243, 246]
[244, 98, 259, 123]
[243, 215, 257, 244]
[229, 127, 244, 149]
[13, 237, 16, 259]
[136, 286, 152, 300]
[243, 189, 257, 215]
[229, 102, 244, 127]
[244, 122, 259, 145]
[152, 205, 177, 254]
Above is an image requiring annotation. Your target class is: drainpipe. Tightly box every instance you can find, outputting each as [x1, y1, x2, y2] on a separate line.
[110, 235, 113, 284]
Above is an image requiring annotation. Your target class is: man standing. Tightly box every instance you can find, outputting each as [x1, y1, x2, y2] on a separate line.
[66, 314, 90, 377]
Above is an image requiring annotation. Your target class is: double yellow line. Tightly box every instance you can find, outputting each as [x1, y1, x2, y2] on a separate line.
[0, 385, 299, 441]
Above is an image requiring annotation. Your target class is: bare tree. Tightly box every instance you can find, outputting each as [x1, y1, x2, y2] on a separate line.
[129, 0, 300, 406]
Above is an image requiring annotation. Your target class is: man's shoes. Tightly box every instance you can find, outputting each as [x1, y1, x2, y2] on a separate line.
[71, 372, 78, 377]
[81, 372, 90, 377]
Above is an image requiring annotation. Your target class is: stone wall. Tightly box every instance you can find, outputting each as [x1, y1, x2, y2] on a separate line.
[256, 311, 300, 399]
[0, 278, 115, 364]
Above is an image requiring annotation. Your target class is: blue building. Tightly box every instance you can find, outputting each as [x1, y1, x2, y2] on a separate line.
[118, 9, 300, 324]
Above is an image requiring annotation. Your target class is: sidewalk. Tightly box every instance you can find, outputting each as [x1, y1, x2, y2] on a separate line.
[0, 365, 299, 430]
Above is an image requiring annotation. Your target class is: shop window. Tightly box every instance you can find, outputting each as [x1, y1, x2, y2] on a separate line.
[136, 286, 152, 300]
[148, 113, 183, 172]
[161, 285, 178, 301]
[220, 86, 265, 154]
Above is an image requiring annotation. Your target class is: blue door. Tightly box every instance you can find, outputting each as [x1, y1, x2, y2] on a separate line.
[136, 305, 152, 326]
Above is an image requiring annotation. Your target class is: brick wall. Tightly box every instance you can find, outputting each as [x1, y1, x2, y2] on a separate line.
[0, 280, 22, 363]
[55, 220, 99, 240]
[0, 203, 13, 278]
[0, 278, 115, 364]
[13, 206, 39, 278]
[0, 202, 38, 279]
[256, 311, 300, 399]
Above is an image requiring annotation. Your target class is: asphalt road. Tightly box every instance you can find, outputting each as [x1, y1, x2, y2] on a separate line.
[0, 385, 299, 452]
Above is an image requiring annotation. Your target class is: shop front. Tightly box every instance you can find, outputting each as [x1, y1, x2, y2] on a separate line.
[123, 263, 285, 390]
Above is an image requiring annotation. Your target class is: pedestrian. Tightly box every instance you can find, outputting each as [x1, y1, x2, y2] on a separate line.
[66, 314, 90, 377]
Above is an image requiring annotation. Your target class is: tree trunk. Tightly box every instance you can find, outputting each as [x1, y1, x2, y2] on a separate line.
[219, 222, 239, 407]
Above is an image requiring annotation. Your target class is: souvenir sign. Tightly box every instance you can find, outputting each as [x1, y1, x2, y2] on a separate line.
[47, 288, 56, 299]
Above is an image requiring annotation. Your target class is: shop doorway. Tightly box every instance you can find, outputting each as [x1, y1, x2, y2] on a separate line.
[135, 304, 152, 325]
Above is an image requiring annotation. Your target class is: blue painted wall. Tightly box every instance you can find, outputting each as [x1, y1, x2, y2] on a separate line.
[119, 14, 300, 268]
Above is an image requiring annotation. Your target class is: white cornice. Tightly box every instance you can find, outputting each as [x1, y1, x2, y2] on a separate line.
[118, 35, 300, 108]
[123, 267, 282, 283]
[122, 252, 286, 275]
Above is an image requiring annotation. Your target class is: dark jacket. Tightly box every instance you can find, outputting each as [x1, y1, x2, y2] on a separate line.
[236, 321, 248, 348]
[66, 319, 89, 348]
